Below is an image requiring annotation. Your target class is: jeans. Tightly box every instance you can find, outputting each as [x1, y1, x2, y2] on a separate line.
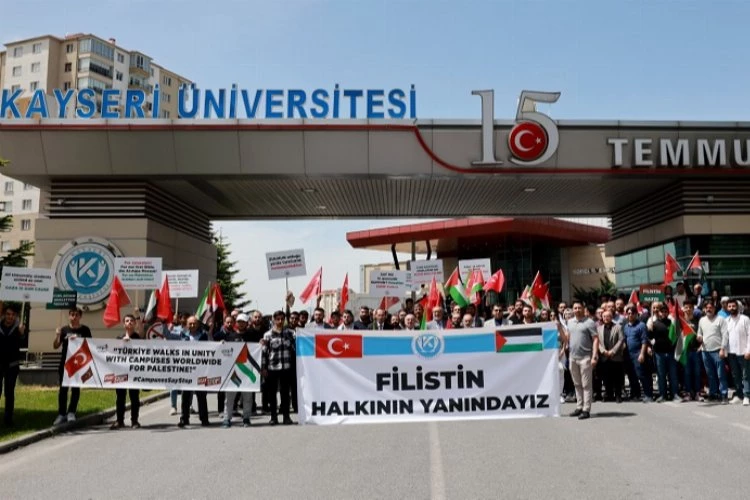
[629, 352, 653, 399]
[115, 389, 140, 424]
[702, 350, 728, 398]
[654, 352, 679, 398]
[569, 357, 593, 412]
[727, 354, 750, 398]
[170, 390, 178, 408]
[684, 351, 703, 397]
[0, 364, 19, 424]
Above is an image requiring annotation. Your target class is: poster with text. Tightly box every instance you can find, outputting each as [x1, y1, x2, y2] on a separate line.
[0, 266, 55, 303]
[266, 249, 307, 280]
[409, 260, 444, 289]
[369, 270, 411, 297]
[458, 258, 492, 282]
[164, 270, 199, 298]
[114, 257, 163, 290]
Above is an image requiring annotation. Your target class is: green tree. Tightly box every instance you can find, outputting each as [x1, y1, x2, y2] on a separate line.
[572, 276, 617, 307]
[213, 233, 249, 311]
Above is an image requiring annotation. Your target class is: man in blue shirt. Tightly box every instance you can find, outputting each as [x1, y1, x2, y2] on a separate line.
[623, 306, 652, 402]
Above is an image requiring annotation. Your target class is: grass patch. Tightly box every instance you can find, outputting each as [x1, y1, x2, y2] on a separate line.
[0, 384, 117, 443]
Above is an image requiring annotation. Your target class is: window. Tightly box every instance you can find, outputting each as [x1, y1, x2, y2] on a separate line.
[11, 85, 20, 93]
[129, 53, 151, 73]
[64, 62, 72, 72]
[77, 77, 111, 94]
[12, 66, 21, 77]
[78, 38, 114, 60]
[63, 81, 71, 91]
[66, 43, 74, 53]
[30, 81, 39, 91]
[22, 199, 32, 210]
[31, 62, 40, 73]
[115, 71, 123, 81]
[1, 201, 11, 212]
[20, 220, 31, 231]
[13, 46, 23, 57]
[32, 42, 42, 54]
[20, 240, 30, 246]
[150, 68, 154, 77]
[4, 182, 14, 194]
[161, 92, 171, 103]
[0, 241, 10, 252]
[23, 183, 33, 190]
[162, 75, 172, 87]
[162, 110, 170, 118]
[117, 52, 125, 63]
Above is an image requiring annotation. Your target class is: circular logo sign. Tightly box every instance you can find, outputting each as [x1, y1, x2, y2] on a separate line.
[508, 121, 548, 162]
[412, 333, 444, 359]
[51, 237, 123, 311]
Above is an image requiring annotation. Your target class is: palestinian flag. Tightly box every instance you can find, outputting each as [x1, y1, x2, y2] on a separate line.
[669, 306, 696, 366]
[230, 370, 242, 387]
[445, 267, 468, 308]
[495, 326, 544, 353]
[235, 344, 258, 384]
[196, 283, 211, 323]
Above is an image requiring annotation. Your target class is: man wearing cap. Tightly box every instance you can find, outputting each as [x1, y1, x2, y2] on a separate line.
[220, 317, 255, 428]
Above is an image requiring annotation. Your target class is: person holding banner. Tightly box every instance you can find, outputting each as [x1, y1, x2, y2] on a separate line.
[0, 303, 26, 427]
[178, 316, 210, 428]
[111, 312, 144, 430]
[213, 315, 236, 417]
[52, 307, 92, 425]
[261, 310, 296, 425]
[220, 325, 254, 428]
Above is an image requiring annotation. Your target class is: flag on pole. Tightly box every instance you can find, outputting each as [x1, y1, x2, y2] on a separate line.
[420, 277, 441, 330]
[669, 304, 697, 366]
[465, 269, 485, 306]
[144, 289, 159, 323]
[684, 251, 704, 278]
[663, 253, 682, 286]
[444, 267, 469, 308]
[300, 267, 323, 304]
[379, 296, 400, 311]
[483, 269, 505, 294]
[103, 276, 130, 328]
[196, 283, 212, 323]
[340, 273, 349, 313]
[157, 276, 173, 322]
[627, 289, 643, 314]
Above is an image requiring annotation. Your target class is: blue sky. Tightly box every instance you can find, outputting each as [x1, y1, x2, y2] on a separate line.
[4, 0, 748, 310]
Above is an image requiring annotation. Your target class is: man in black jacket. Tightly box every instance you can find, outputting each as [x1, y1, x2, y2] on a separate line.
[53, 307, 92, 425]
[0, 303, 26, 427]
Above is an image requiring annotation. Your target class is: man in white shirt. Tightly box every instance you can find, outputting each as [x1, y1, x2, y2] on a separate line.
[725, 299, 750, 405]
[483, 305, 506, 328]
[338, 309, 355, 331]
[697, 302, 730, 403]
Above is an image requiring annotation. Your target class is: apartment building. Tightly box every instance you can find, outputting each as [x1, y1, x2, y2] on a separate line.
[0, 33, 192, 258]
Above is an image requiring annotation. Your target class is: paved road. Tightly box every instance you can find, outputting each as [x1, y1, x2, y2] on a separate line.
[0, 396, 747, 499]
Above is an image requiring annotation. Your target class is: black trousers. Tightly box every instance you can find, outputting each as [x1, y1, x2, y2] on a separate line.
[601, 360, 624, 399]
[115, 389, 140, 424]
[265, 369, 293, 419]
[217, 392, 225, 413]
[58, 369, 80, 415]
[181, 391, 208, 423]
[0, 365, 19, 425]
[290, 363, 298, 412]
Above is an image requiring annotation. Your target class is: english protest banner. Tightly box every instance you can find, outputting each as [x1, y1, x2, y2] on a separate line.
[114, 257, 162, 290]
[409, 260, 444, 289]
[458, 258, 492, 282]
[266, 249, 307, 280]
[63, 338, 261, 392]
[0, 266, 55, 303]
[369, 270, 411, 297]
[296, 323, 561, 425]
[163, 270, 199, 298]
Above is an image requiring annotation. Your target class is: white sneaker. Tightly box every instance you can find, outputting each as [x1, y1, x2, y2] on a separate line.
[169, 407, 177, 416]
[560, 396, 566, 404]
[218, 413, 224, 420]
[66, 413, 76, 422]
[731, 396, 742, 405]
[744, 397, 749, 406]
[53, 415, 67, 425]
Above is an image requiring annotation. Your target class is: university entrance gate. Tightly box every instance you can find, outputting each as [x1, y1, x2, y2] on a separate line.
[1, 89, 749, 351]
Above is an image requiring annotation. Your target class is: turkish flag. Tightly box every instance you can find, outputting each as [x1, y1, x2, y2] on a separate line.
[483, 269, 506, 294]
[379, 296, 400, 311]
[663, 253, 682, 286]
[300, 267, 322, 304]
[315, 334, 363, 358]
[157, 276, 173, 322]
[64, 340, 93, 377]
[340, 273, 349, 313]
[103, 276, 130, 328]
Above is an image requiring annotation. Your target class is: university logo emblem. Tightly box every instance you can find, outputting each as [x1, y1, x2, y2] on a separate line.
[52, 237, 123, 310]
[412, 333, 444, 359]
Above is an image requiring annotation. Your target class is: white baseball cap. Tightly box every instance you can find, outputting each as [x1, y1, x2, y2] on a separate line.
[236, 313, 249, 323]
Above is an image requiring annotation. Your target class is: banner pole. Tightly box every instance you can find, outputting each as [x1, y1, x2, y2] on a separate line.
[175, 297, 179, 315]
[20, 302, 26, 324]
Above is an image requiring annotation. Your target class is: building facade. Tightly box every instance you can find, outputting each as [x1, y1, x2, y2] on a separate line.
[0, 33, 191, 259]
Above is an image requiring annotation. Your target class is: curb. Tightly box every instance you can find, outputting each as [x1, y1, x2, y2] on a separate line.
[0, 391, 169, 455]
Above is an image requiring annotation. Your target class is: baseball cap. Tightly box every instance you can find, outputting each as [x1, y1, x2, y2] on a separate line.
[236, 313, 249, 323]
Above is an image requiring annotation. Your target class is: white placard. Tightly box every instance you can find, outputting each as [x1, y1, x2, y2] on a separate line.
[114, 257, 162, 290]
[163, 270, 199, 298]
[459, 258, 492, 282]
[369, 270, 411, 297]
[409, 260, 444, 289]
[0, 266, 55, 303]
[266, 248, 307, 280]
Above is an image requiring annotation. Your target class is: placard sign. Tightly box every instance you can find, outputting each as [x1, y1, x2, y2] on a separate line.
[459, 258, 492, 282]
[46, 288, 79, 310]
[639, 285, 665, 303]
[369, 270, 411, 297]
[114, 258, 162, 290]
[0, 267, 55, 303]
[163, 270, 199, 298]
[409, 260, 444, 289]
[266, 249, 307, 280]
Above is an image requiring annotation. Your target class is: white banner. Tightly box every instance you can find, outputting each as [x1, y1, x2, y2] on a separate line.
[164, 270, 199, 298]
[409, 260, 444, 289]
[114, 257, 163, 290]
[63, 338, 261, 392]
[369, 270, 411, 297]
[296, 323, 561, 425]
[0, 266, 55, 303]
[266, 248, 307, 280]
[459, 258, 492, 282]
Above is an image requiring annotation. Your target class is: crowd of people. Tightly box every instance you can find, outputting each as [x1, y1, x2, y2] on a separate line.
[0, 280, 747, 430]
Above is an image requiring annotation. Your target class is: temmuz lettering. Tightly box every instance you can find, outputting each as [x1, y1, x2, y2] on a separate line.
[608, 137, 750, 168]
